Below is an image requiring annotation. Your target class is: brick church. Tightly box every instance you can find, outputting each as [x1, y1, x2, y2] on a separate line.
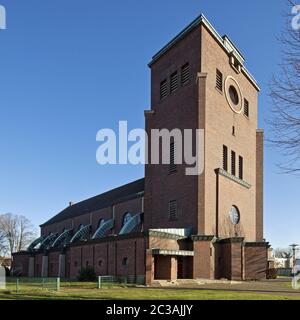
[12, 15, 269, 284]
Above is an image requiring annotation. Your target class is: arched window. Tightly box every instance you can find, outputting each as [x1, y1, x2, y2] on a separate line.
[122, 213, 132, 226]
[98, 219, 105, 229]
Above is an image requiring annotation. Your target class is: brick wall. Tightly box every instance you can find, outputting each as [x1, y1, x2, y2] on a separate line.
[244, 244, 267, 280]
[256, 131, 264, 241]
[144, 25, 201, 233]
[68, 236, 146, 279]
[200, 25, 259, 241]
[11, 253, 30, 276]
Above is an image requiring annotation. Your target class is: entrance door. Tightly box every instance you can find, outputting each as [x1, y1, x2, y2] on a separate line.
[154, 256, 172, 280]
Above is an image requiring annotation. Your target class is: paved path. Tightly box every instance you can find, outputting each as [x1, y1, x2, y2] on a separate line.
[150, 278, 300, 297]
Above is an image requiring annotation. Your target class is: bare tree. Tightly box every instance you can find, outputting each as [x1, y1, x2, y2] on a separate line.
[0, 213, 37, 257]
[0, 227, 7, 256]
[269, 2, 300, 173]
[274, 247, 293, 259]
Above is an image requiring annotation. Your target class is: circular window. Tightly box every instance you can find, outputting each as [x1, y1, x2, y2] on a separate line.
[229, 85, 239, 105]
[229, 206, 240, 225]
[98, 260, 103, 267]
[225, 76, 243, 114]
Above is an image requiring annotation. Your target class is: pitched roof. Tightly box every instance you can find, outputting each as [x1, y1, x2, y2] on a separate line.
[40, 178, 145, 227]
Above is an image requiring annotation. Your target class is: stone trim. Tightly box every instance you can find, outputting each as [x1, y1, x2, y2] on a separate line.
[144, 110, 155, 116]
[191, 235, 215, 242]
[244, 241, 269, 248]
[148, 230, 187, 240]
[216, 168, 251, 189]
[151, 249, 194, 257]
[12, 251, 30, 256]
[218, 237, 244, 244]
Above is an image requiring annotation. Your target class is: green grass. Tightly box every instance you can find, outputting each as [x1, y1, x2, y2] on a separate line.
[0, 281, 300, 300]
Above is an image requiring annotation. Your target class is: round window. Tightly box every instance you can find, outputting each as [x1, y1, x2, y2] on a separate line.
[229, 206, 240, 225]
[229, 85, 239, 105]
[224, 76, 243, 114]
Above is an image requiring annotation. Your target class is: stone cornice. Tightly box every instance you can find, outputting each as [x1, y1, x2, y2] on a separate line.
[151, 249, 194, 257]
[218, 237, 245, 244]
[148, 230, 187, 240]
[216, 168, 251, 189]
[191, 235, 215, 242]
[244, 241, 269, 248]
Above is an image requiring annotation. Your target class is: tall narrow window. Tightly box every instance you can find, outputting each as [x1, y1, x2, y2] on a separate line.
[223, 145, 228, 171]
[244, 99, 249, 117]
[169, 200, 177, 221]
[239, 156, 243, 180]
[231, 151, 236, 176]
[160, 79, 168, 100]
[181, 63, 190, 86]
[216, 69, 223, 92]
[169, 142, 177, 173]
[170, 71, 178, 93]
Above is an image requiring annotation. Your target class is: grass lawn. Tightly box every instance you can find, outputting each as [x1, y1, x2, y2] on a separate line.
[0, 281, 300, 300]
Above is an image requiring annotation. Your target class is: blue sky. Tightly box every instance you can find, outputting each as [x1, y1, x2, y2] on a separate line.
[0, 0, 298, 249]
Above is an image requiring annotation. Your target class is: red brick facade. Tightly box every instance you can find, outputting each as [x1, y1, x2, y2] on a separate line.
[12, 15, 269, 284]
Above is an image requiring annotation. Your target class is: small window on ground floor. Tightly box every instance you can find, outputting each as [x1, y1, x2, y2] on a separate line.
[122, 257, 129, 267]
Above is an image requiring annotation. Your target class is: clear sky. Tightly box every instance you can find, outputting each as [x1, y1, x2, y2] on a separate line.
[0, 0, 298, 249]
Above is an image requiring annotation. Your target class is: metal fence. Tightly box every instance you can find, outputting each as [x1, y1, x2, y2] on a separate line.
[97, 275, 145, 288]
[1, 275, 145, 293]
[277, 268, 292, 277]
[6, 277, 60, 293]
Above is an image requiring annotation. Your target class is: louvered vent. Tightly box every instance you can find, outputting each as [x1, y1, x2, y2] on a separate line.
[244, 99, 249, 117]
[160, 79, 168, 100]
[231, 151, 236, 176]
[169, 142, 177, 173]
[223, 145, 228, 171]
[216, 69, 223, 91]
[239, 156, 244, 180]
[169, 200, 177, 221]
[181, 63, 190, 86]
[170, 72, 178, 93]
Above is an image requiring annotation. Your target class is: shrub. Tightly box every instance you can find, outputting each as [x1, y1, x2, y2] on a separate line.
[77, 266, 97, 282]
[266, 268, 278, 279]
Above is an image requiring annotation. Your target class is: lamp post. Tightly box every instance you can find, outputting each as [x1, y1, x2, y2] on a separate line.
[290, 244, 299, 276]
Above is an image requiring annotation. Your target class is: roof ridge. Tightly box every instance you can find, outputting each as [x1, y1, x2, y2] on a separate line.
[40, 178, 145, 227]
